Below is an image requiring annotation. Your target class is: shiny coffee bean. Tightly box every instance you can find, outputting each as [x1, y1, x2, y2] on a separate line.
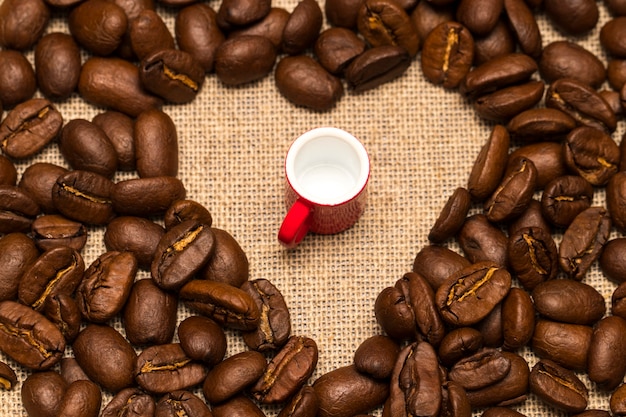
[0, 50, 36, 107]
[0, 156, 17, 186]
[588, 316, 626, 390]
[607, 172, 626, 233]
[129, 9, 175, 60]
[508, 143, 565, 190]
[140, 49, 205, 104]
[539, 41, 606, 88]
[325, 0, 365, 29]
[601, 17, 626, 58]
[135, 343, 208, 394]
[314, 27, 366, 75]
[600, 238, 626, 283]
[241, 278, 291, 351]
[457, 214, 508, 266]
[428, 187, 472, 243]
[484, 156, 537, 223]
[43, 292, 81, 343]
[476, 302, 504, 348]
[175, 3, 225, 72]
[529, 359, 588, 413]
[282, 0, 323, 55]
[18, 163, 67, 214]
[456, 0, 502, 36]
[564, 126, 619, 186]
[412, 244, 470, 291]
[60, 119, 118, 178]
[56, 380, 101, 417]
[467, 124, 510, 202]
[35, 33, 82, 101]
[178, 315, 227, 366]
[52, 170, 115, 225]
[344, 45, 411, 92]
[203, 350, 267, 404]
[421, 21, 474, 88]
[135, 108, 179, 178]
[503, 0, 542, 58]
[214, 35, 277, 86]
[0, 301, 65, 370]
[21, 370, 67, 417]
[438, 327, 484, 366]
[507, 226, 557, 291]
[533, 279, 605, 325]
[613, 282, 626, 320]
[104, 216, 165, 269]
[101, 388, 155, 417]
[0, 0, 50, 50]
[0, 186, 40, 234]
[559, 206, 611, 280]
[449, 348, 511, 390]
[508, 199, 551, 235]
[229, 7, 290, 51]
[69, 0, 128, 55]
[410, 1, 454, 46]
[92, 111, 135, 171]
[0, 98, 63, 159]
[353, 335, 399, 379]
[164, 199, 213, 230]
[123, 278, 178, 346]
[277, 385, 319, 417]
[541, 175, 593, 228]
[611, 383, 626, 416]
[507, 108, 576, 142]
[155, 390, 211, 417]
[216, 0, 271, 29]
[501, 287, 535, 350]
[0, 361, 17, 390]
[474, 81, 545, 122]
[111, 176, 186, 217]
[532, 319, 592, 371]
[0, 233, 39, 301]
[31, 215, 87, 253]
[356, 0, 419, 57]
[608, 59, 626, 91]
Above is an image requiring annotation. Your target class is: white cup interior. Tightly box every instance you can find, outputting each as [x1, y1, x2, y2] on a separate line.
[286, 127, 370, 206]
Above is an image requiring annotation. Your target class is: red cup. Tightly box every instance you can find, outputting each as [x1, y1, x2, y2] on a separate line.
[278, 127, 370, 248]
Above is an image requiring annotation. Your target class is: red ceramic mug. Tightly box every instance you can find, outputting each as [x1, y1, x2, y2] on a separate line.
[278, 127, 370, 248]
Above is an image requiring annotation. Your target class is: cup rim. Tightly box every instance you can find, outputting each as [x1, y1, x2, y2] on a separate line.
[285, 127, 370, 206]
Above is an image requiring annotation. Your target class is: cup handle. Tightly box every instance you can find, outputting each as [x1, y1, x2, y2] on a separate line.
[278, 199, 312, 248]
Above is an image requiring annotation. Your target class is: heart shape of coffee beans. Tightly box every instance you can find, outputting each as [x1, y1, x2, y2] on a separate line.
[0, 0, 625, 416]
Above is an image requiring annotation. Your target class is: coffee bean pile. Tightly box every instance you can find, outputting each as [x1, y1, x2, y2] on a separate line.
[0, 0, 626, 416]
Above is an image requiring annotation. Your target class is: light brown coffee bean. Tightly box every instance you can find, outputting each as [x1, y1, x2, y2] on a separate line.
[421, 21, 474, 88]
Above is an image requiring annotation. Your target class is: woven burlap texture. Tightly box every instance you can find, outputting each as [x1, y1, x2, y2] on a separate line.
[1, 1, 625, 416]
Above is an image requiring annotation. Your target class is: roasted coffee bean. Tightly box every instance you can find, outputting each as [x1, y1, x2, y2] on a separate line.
[484, 156, 537, 222]
[215, 35, 277, 86]
[230, 7, 290, 50]
[530, 359, 588, 413]
[314, 365, 389, 417]
[21, 370, 67, 417]
[532, 319, 592, 371]
[456, 46, 518, 89]
[508, 143, 567, 191]
[104, 216, 165, 269]
[0, 186, 40, 233]
[325, 0, 365, 29]
[612, 384, 626, 416]
[507, 108, 576, 142]
[476, 302, 504, 348]
[0, 233, 39, 301]
[421, 21, 474, 88]
[0, 361, 17, 390]
[0, 156, 16, 186]
[344, 45, 411, 92]
[56, 380, 101, 417]
[52, 170, 115, 225]
[35, 33, 81, 101]
[203, 350, 267, 404]
[275, 55, 344, 110]
[129, 9, 175, 60]
[410, 1, 454, 46]
[18, 246, 84, 312]
[436, 261, 511, 326]
[559, 206, 611, 280]
[136, 343, 208, 394]
[111, 176, 186, 216]
[503, 0, 542, 58]
[464, 351, 529, 408]
[605, 0, 626, 15]
[607, 172, 626, 233]
[545, 78, 617, 133]
[73, 323, 137, 392]
[0, 0, 50, 50]
[588, 316, 626, 390]
[507, 226, 558, 290]
[140, 49, 205, 104]
[43, 292, 81, 342]
[474, 21, 517, 68]
[412, 244, 471, 291]
[176, 3, 225, 72]
[374, 285, 417, 341]
[252, 335, 318, 403]
[457, 214, 508, 266]
[178, 315, 226, 366]
[135, 108, 179, 178]
[282, 0, 323, 55]
[508, 199, 551, 235]
[212, 395, 266, 417]
[532, 279, 605, 325]
[438, 327, 483, 366]
[0, 301, 65, 370]
[277, 385, 319, 417]
[101, 388, 155, 417]
[456, 0, 502, 36]
[388, 342, 442, 416]
[0, 50, 36, 107]
[19, 163, 67, 214]
[564, 126, 619, 186]
[501, 287, 535, 350]
[217, 0, 271, 29]
[241, 278, 291, 351]
[467, 124, 510, 201]
[353, 335, 399, 379]
[614, 282, 626, 320]
[59, 119, 118, 178]
[600, 238, 626, 283]
[155, 390, 211, 417]
[600, 89, 624, 120]
[92, 111, 136, 171]
[428, 187, 472, 242]
[69, 0, 127, 55]
[164, 199, 213, 230]
[449, 348, 510, 391]
[0, 98, 63, 159]
[440, 381, 472, 417]
[77, 251, 137, 323]
[314, 27, 366, 74]
[79, 57, 163, 117]
[180, 279, 260, 330]
[474, 81, 545, 122]
[541, 175, 593, 228]
[608, 59, 626, 91]
[31, 214, 87, 252]
[601, 17, 626, 58]
[544, 0, 598, 35]
[151, 220, 216, 291]
[539, 41, 606, 88]
[124, 279, 177, 346]
[356, 0, 419, 57]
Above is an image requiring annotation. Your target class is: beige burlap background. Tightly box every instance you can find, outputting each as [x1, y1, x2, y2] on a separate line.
[1, 0, 625, 415]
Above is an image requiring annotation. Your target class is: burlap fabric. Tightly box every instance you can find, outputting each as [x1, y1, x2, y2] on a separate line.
[1, 1, 625, 415]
